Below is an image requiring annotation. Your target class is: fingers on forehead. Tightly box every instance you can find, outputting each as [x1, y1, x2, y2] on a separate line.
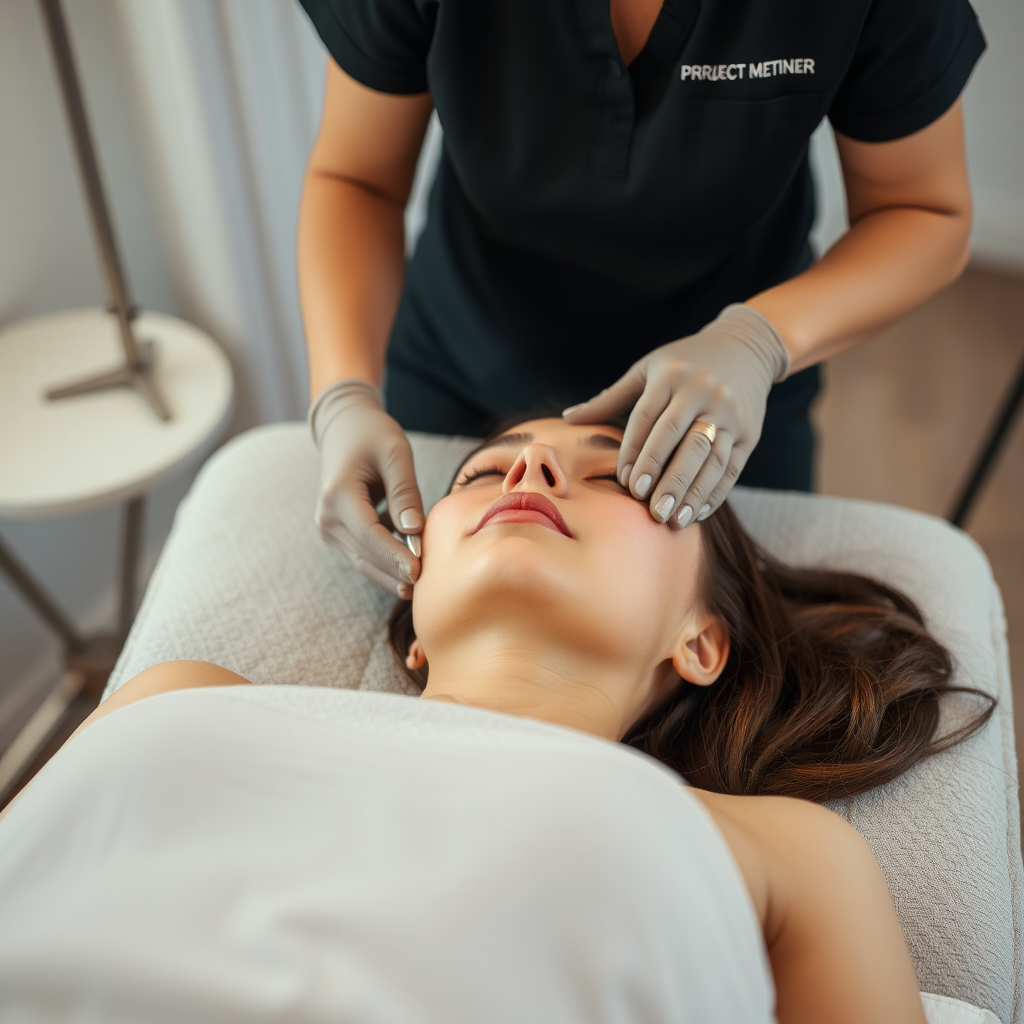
[670, 434, 734, 528]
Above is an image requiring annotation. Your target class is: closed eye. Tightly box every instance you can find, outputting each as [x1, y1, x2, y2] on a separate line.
[587, 473, 627, 490]
[456, 465, 506, 486]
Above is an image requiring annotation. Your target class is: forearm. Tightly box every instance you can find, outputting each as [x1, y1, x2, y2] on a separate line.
[747, 100, 972, 373]
[298, 171, 407, 399]
[747, 202, 970, 373]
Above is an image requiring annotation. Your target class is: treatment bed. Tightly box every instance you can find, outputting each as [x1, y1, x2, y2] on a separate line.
[104, 423, 1021, 1023]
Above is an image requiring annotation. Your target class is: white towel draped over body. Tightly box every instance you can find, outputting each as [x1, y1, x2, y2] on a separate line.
[0, 686, 775, 1024]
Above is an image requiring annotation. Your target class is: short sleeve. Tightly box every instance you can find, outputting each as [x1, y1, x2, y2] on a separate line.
[829, 0, 986, 142]
[298, 0, 437, 95]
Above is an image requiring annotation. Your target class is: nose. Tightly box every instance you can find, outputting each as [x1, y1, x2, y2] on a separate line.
[503, 443, 569, 497]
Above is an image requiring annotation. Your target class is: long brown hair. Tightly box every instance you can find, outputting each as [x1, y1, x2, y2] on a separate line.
[389, 424, 995, 803]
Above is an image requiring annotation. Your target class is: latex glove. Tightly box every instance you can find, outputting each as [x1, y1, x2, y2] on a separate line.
[563, 304, 790, 527]
[309, 379, 423, 596]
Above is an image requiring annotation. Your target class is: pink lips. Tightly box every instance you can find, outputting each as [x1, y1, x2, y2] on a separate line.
[472, 491, 573, 538]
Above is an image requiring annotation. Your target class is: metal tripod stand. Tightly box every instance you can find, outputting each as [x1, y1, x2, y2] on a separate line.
[38, 0, 170, 420]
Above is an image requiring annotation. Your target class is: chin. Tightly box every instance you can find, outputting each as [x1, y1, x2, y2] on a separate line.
[460, 533, 575, 600]
[415, 534, 589, 635]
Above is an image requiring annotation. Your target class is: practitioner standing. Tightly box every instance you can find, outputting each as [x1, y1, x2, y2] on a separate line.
[297, 0, 983, 596]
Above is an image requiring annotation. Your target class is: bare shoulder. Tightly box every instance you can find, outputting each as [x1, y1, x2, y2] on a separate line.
[693, 790, 926, 1024]
[77, 661, 251, 734]
[697, 790, 871, 865]
[0, 662, 250, 823]
[694, 790, 885, 929]
[119, 660, 250, 693]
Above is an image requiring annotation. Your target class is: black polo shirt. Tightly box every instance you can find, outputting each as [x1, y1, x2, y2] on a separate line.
[300, 0, 985, 441]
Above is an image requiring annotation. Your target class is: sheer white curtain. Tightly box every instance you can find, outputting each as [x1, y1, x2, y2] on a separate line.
[109, 0, 444, 427]
[112, 0, 325, 426]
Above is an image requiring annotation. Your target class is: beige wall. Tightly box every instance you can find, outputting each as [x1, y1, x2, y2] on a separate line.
[809, 0, 1024, 269]
[965, 0, 1024, 268]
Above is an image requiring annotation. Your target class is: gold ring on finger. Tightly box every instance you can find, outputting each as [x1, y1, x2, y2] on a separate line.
[688, 420, 717, 445]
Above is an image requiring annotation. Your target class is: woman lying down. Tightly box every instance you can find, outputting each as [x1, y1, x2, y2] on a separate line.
[0, 418, 993, 1024]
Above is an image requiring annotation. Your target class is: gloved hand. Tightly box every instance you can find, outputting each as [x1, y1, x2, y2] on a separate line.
[563, 304, 790, 527]
[309, 379, 423, 597]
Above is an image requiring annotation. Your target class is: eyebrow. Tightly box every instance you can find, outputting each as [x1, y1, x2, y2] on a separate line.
[483, 431, 621, 452]
[486, 431, 534, 449]
[578, 433, 621, 451]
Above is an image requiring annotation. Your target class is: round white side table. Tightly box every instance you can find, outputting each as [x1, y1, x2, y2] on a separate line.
[0, 308, 233, 674]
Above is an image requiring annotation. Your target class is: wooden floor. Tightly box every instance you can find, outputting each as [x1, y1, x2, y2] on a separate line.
[814, 264, 1024, 808]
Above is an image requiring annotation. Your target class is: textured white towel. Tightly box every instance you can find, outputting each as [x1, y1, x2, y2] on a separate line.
[0, 685, 775, 1024]
[923, 992, 1003, 1024]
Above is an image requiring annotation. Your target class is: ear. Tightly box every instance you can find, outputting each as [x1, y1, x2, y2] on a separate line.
[405, 638, 427, 672]
[671, 614, 730, 687]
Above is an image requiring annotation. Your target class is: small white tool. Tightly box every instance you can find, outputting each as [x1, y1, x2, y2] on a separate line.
[404, 533, 421, 558]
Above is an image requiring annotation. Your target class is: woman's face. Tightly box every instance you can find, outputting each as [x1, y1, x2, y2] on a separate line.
[411, 419, 711, 700]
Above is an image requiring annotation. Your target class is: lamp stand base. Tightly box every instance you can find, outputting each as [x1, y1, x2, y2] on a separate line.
[47, 339, 171, 421]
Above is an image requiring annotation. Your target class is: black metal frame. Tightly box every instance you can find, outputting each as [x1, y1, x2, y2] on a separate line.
[0, 497, 145, 670]
[0, 497, 144, 806]
[947, 351, 1024, 528]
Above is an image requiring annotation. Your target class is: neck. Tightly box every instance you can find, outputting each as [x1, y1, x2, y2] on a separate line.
[419, 632, 645, 741]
